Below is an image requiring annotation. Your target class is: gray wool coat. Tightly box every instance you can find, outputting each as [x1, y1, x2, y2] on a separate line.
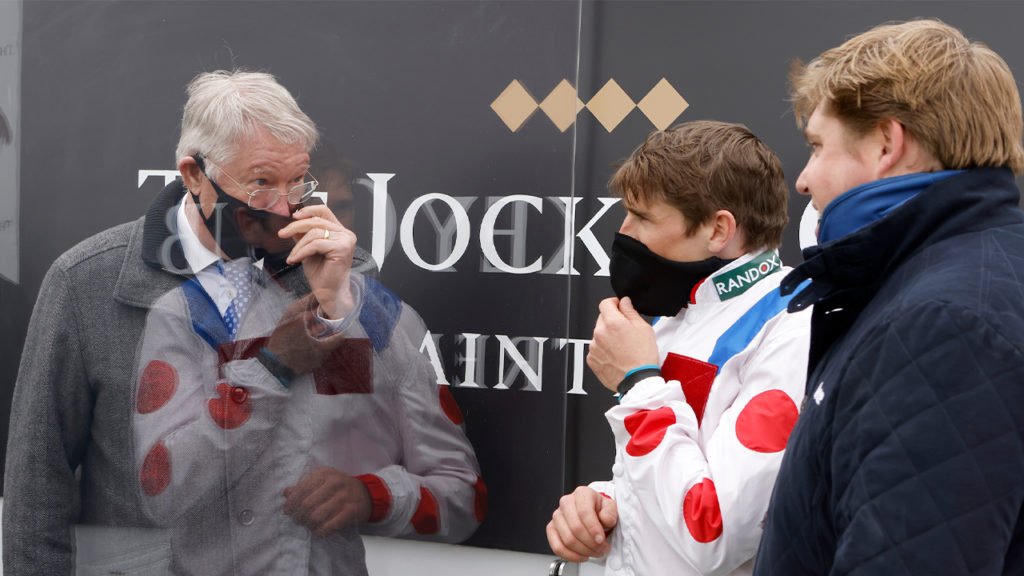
[3, 181, 378, 575]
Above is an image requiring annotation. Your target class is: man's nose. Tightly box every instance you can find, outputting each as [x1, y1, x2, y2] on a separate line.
[267, 195, 294, 217]
[795, 171, 810, 196]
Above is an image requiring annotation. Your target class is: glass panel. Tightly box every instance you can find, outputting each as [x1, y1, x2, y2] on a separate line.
[3, 0, 583, 573]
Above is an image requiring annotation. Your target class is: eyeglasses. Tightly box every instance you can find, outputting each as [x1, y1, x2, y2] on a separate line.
[201, 157, 319, 211]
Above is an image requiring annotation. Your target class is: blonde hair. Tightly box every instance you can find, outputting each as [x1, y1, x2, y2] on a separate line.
[609, 121, 789, 250]
[791, 19, 1024, 174]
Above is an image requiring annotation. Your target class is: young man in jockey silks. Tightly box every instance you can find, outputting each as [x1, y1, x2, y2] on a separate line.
[547, 120, 811, 575]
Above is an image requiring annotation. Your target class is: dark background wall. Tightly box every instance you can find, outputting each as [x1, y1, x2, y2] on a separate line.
[2, 0, 1023, 555]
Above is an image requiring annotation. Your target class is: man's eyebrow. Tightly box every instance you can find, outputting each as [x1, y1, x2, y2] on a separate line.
[625, 204, 649, 218]
[244, 163, 309, 176]
[239, 164, 267, 177]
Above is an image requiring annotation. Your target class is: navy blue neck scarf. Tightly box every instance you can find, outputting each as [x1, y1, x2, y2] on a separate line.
[818, 170, 963, 244]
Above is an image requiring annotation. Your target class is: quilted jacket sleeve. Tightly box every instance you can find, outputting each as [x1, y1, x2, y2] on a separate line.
[605, 309, 809, 575]
[829, 301, 1024, 575]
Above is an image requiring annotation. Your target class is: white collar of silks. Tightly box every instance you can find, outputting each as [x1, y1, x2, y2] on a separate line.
[799, 201, 819, 251]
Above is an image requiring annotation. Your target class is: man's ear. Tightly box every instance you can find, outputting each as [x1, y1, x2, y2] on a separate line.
[876, 119, 906, 177]
[706, 209, 737, 254]
[177, 156, 205, 194]
[878, 118, 944, 175]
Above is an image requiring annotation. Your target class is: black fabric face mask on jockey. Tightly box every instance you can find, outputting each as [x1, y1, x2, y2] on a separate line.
[609, 232, 732, 317]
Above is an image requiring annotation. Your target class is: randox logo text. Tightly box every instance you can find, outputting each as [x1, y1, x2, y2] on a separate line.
[714, 251, 782, 300]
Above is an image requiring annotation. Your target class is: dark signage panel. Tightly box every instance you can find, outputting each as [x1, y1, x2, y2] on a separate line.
[2, 0, 1023, 558]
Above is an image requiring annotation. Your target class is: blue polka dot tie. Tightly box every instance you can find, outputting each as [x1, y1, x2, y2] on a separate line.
[216, 259, 254, 339]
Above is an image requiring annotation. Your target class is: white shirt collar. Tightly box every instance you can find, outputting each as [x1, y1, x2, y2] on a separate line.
[176, 193, 221, 274]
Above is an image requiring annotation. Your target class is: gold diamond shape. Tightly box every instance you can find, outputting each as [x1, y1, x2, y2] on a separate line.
[638, 78, 689, 131]
[491, 80, 538, 132]
[539, 80, 585, 132]
[586, 79, 635, 132]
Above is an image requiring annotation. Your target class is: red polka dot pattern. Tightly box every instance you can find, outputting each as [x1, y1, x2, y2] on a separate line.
[412, 486, 440, 534]
[683, 478, 723, 543]
[473, 476, 488, 522]
[137, 360, 177, 414]
[624, 407, 676, 457]
[207, 383, 252, 429]
[735, 389, 799, 453]
[140, 441, 171, 497]
[439, 386, 465, 425]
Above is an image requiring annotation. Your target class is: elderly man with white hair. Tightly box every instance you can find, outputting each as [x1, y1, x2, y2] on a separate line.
[3, 70, 483, 575]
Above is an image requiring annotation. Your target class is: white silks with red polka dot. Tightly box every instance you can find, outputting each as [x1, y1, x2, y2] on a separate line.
[131, 273, 484, 575]
[589, 249, 811, 576]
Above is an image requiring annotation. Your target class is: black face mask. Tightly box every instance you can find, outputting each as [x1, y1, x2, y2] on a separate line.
[253, 243, 295, 277]
[190, 176, 250, 260]
[191, 155, 298, 276]
[609, 233, 733, 317]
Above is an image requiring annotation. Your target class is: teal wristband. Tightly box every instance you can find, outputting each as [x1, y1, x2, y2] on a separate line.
[257, 347, 296, 388]
[623, 364, 660, 379]
[616, 366, 661, 398]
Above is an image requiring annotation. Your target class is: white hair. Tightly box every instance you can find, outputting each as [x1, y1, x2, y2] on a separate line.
[175, 70, 319, 178]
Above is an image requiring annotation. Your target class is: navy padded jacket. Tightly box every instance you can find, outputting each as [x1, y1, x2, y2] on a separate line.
[756, 168, 1024, 576]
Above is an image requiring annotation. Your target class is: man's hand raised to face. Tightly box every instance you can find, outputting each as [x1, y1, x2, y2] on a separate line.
[587, 296, 660, 392]
[278, 203, 358, 320]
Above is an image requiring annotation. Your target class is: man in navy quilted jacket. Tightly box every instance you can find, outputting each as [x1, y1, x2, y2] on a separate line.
[755, 19, 1024, 576]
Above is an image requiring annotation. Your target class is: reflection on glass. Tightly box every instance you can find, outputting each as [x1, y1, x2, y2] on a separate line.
[5, 2, 587, 572]
[312, 142, 357, 232]
[5, 69, 482, 575]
